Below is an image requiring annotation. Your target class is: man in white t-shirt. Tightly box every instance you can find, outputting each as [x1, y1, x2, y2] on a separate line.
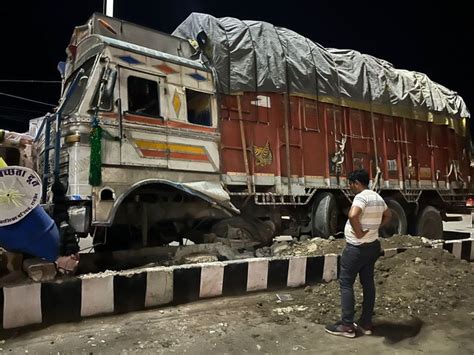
[325, 169, 392, 338]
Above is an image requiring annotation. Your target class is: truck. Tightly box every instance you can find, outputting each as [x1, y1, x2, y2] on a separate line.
[3, 13, 472, 251]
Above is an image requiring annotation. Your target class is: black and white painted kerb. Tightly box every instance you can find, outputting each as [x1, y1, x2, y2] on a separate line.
[382, 239, 474, 261]
[0, 254, 337, 330]
[1, 239, 472, 330]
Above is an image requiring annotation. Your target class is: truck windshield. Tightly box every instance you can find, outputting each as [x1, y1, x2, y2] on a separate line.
[61, 57, 96, 116]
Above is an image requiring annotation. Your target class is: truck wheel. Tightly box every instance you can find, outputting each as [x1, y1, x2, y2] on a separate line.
[416, 206, 443, 240]
[380, 199, 407, 237]
[311, 192, 338, 238]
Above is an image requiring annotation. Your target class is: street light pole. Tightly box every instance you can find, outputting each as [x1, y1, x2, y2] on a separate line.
[104, 0, 114, 17]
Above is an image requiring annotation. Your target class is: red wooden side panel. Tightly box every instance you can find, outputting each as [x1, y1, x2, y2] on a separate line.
[382, 115, 401, 181]
[219, 92, 469, 189]
[415, 121, 432, 182]
[431, 124, 449, 179]
[401, 119, 418, 182]
[372, 114, 385, 177]
[247, 92, 279, 176]
[219, 95, 246, 174]
[346, 108, 374, 176]
[447, 129, 457, 184]
[300, 98, 328, 178]
[280, 96, 303, 178]
[325, 104, 345, 177]
[219, 93, 282, 177]
[451, 131, 471, 182]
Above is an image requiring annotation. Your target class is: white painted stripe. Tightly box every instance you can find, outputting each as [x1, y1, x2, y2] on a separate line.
[287, 257, 307, 287]
[383, 248, 398, 257]
[451, 241, 462, 259]
[146, 269, 173, 307]
[81, 275, 114, 317]
[323, 254, 338, 282]
[3, 283, 42, 329]
[247, 259, 268, 291]
[199, 264, 224, 298]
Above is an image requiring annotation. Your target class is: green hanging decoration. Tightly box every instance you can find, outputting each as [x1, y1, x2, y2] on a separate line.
[89, 117, 102, 186]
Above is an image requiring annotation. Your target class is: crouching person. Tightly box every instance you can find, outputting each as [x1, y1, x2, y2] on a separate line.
[0, 166, 79, 279]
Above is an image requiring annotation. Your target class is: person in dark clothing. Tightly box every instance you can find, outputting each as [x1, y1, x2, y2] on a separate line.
[325, 169, 392, 338]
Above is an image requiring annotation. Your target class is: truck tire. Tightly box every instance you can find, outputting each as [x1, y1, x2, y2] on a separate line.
[311, 192, 338, 238]
[379, 199, 408, 237]
[416, 206, 443, 240]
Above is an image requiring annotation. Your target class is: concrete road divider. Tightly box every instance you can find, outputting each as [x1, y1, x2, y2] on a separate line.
[1, 239, 473, 330]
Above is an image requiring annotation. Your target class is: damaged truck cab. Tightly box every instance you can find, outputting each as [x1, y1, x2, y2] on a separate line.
[35, 14, 239, 249]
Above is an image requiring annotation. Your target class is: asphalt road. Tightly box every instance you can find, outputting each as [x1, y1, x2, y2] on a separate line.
[1, 287, 473, 354]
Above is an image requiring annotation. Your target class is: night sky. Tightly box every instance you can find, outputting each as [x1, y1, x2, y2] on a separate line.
[0, 0, 472, 138]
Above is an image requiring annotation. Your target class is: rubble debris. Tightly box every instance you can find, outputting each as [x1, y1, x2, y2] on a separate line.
[271, 242, 290, 255]
[276, 293, 294, 302]
[182, 254, 219, 264]
[258, 247, 473, 325]
[23, 258, 57, 282]
[174, 243, 236, 263]
[257, 235, 431, 258]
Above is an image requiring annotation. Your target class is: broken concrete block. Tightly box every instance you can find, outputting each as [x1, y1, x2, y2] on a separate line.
[23, 258, 57, 282]
[175, 243, 236, 263]
[271, 242, 289, 256]
[182, 254, 219, 264]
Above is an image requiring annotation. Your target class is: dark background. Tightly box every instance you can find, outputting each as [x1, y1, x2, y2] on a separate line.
[0, 0, 472, 138]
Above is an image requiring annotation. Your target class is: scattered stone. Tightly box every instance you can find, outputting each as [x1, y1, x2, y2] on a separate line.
[175, 243, 235, 264]
[23, 258, 56, 282]
[182, 254, 218, 264]
[276, 293, 294, 302]
[255, 247, 271, 258]
[271, 242, 289, 256]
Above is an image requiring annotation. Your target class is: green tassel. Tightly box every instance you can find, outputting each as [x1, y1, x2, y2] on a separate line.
[89, 124, 102, 186]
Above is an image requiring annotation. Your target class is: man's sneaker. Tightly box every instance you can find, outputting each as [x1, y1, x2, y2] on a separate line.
[324, 321, 356, 338]
[354, 322, 373, 335]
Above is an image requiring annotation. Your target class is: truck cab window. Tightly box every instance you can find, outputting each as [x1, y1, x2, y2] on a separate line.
[186, 89, 212, 126]
[62, 57, 96, 116]
[127, 76, 160, 117]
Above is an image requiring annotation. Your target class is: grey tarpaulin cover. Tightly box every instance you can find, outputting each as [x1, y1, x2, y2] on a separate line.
[173, 13, 469, 132]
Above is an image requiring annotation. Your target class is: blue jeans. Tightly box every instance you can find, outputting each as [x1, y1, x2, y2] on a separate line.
[339, 239, 381, 325]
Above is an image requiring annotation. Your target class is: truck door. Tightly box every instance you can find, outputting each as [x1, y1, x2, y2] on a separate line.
[118, 67, 168, 168]
[165, 85, 220, 173]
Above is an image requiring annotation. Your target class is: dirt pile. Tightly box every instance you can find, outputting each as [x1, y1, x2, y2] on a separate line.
[259, 247, 473, 325]
[265, 235, 429, 257]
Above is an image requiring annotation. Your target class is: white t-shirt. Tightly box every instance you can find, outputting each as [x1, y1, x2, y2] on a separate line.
[344, 189, 387, 245]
